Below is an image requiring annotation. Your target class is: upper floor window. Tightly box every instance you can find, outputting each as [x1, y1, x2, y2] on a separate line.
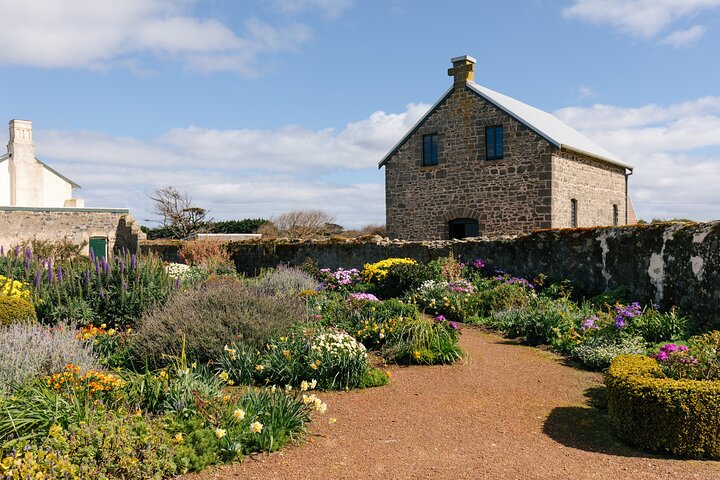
[570, 199, 578, 228]
[422, 134, 439, 166]
[613, 204, 619, 226]
[486, 126, 504, 160]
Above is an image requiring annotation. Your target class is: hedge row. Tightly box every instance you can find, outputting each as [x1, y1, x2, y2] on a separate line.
[606, 354, 720, 458]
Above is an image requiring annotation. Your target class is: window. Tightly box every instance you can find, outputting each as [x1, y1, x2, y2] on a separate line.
[89, 237, 107, 260]
[613, 204, 619, 226]
[485, 126, 504, 160]
[570, 199, 578, 228]
[422, 134, 439, 166]
[449, 218, 479, 239]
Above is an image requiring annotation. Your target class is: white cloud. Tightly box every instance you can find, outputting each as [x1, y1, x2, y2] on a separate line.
[0, 0, 311, 75]
[563, 0, 720, 41]
[554, 97, 720, 221]
[18, 102, 430, 228]
[268, 0, 354, 19]
[661, 25, 706, 46]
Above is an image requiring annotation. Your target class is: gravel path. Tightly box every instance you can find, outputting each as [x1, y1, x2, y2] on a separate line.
[187, 327, 720, 479]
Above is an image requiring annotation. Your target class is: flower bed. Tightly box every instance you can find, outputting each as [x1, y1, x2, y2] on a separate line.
[606, 354, 720, 458]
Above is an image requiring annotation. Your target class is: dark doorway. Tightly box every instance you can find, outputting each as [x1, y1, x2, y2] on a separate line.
[448, 218, 479, 239]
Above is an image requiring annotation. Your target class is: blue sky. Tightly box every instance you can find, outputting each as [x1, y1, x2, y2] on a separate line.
[1, 0, 719, 228]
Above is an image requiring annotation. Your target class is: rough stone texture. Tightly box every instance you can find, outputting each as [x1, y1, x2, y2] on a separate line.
[383, 85, 628, 240]
[0, 207, 146, 254]
[143, 222, 720, 320]
[552, 150, 627, 228]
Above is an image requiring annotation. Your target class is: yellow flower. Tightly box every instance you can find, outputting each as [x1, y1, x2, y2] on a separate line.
[283, 349, 291, 359]
[250, 421, 263, 433]
[309, 379, 317, 390]
[255, 364, 265, 371]
[329, 417, 337, 424]
[219, 371, 230, 382]
[316, 401, 328, 414]
[174, 432, 184, 443]
[100, 324, 107, 329]
[228, 379, 235, 386]
[310, 363, 318, 370]
[285, 384, 293, 393]
[413, 351, 421, 360]
[215, 428, 226, 438]
[300, 380, 309, 392]
[107, 329, 116, 336]
[223, 395, 231, 402]
[48, 424, 63, 438]
[233, 408, 245, 420]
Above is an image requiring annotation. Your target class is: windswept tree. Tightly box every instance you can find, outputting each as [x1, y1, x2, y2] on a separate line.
[150, 186, 211, 239]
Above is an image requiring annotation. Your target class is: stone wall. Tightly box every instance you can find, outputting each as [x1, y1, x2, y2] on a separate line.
[384, 85, 555, 240]
[0, 207, 146, 254]
[551, 150, 628, 228]
[143, 222, 720, 319]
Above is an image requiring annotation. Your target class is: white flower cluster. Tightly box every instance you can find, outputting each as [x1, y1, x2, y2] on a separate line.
[165, 262, 190, 279]
[311, 331, 366, 359]
[419, 280, 449, 295]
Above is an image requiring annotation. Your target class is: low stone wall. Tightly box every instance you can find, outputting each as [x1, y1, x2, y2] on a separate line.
[0, 207, 146, 254]
[141, 221, 720, 319]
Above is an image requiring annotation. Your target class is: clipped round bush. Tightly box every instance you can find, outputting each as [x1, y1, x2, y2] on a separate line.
[0, 295, 37, 326]
[130, 277, 305, 368]
[606, 354, 720, 458]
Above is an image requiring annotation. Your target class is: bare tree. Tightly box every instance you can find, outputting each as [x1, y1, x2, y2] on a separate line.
[150, 186, 211, 239]
[261, 209, 338, 240]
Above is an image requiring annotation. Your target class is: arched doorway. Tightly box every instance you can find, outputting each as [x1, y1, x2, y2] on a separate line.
[448, 218, 479, 239]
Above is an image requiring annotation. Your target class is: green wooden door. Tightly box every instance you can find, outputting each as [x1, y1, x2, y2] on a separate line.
[89, 237, 107, 260]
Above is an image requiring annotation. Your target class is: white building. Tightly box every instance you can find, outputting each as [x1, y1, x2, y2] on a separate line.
[0, 119, 83, 207]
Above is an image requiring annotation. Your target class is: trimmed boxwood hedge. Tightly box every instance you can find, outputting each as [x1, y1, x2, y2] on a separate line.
[606, 354, 720, 458]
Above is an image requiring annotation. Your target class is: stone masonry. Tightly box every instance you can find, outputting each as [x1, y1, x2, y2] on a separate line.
[0, 207, 146, 254]
[382, 56, 629, 240]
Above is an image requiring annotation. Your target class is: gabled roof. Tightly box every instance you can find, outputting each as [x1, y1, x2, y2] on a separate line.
[379, 82, 632, 170]
[0, 153, 81, 189]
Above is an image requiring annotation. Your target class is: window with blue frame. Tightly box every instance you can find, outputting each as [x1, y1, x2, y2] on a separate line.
[422, 134, 439, 166]
[485, 126, 504, 160]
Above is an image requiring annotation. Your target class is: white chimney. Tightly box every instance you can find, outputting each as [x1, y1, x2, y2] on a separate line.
[8, 119, 43, 206]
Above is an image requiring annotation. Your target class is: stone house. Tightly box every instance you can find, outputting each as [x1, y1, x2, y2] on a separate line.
[0, 119, 144, 256]
[379, 55, 634, 240]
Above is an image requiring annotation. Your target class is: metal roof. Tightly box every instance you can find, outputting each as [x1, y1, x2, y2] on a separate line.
[0, 153, 81, 188]
[379, 82, 633, 170]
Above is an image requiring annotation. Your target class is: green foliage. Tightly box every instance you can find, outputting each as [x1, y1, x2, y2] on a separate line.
[490, 296, 580, 348]
[381, 316, 464, 365]
[210, 219, 268, 234]
[468, 283, 533, 320]
[573, 334, 647, 370]
[606, 354, 720, 458]
[588, 285, 631, 307]
[628, 306, 688, 343]
[218, 327, 371, 390]
[358, 367, 390, 388]
[0, 295, 36, 326]
[171, 425, 219, 473]
[130, 277, 304, 368]
[141, 224, 177, 240]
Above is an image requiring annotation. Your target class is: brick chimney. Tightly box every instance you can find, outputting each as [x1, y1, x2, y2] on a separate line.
[7, 119, 43, 206]
[448, 55, 476, 86]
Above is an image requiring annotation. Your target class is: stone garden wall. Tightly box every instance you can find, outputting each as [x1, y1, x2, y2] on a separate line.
[141, 221, 720, 319]
[0, 207, 146, 254]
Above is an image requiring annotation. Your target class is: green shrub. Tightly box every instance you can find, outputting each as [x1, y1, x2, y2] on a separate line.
[469, 283, 533, 319]
[573, 334, 647, 370]
[359, 367, 390, 388]
[606, 354, 720, 458]
[588, 285, 631, 307]
[628, 306, 688, 343]
[0, 295, 36, 326]
[490, 296, 579, 347]
[371, 262, 435, 299]
[382, 317, 464, 365]
[130, 277, 304, 368]
[218, 327, 371, 390]
[255, 265, 319, 296]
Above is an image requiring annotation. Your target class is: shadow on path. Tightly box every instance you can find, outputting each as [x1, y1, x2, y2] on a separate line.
[543, 386, 659, 459]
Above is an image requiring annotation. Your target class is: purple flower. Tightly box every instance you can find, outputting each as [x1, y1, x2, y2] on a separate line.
[581, 316, 599, 331]
[14, 245, 20, 256]
[175, 277, 181, 289]
[130, 255, 137, 269]
[470, 258, 485, 269]
[57, 267, 63, 282]
[347, 292, 380, 302]
[89, 248, 95, 262]
[34, 269, 42, 287]
[655, 351, 669, 362]
[123, 280, 128, 290]
[103, 259, 111, 276]
[99, 290, 105, 300]
[435, 315, 447, 322]
[449, 321, 460, 330]
[25, 248, 31, 259]
[95, 260, 101, 275]
[24, 257, 30, 270]
[615, 317, 625, 328]
[679, 345, 689, 352]
[119, 260, 125, 273]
